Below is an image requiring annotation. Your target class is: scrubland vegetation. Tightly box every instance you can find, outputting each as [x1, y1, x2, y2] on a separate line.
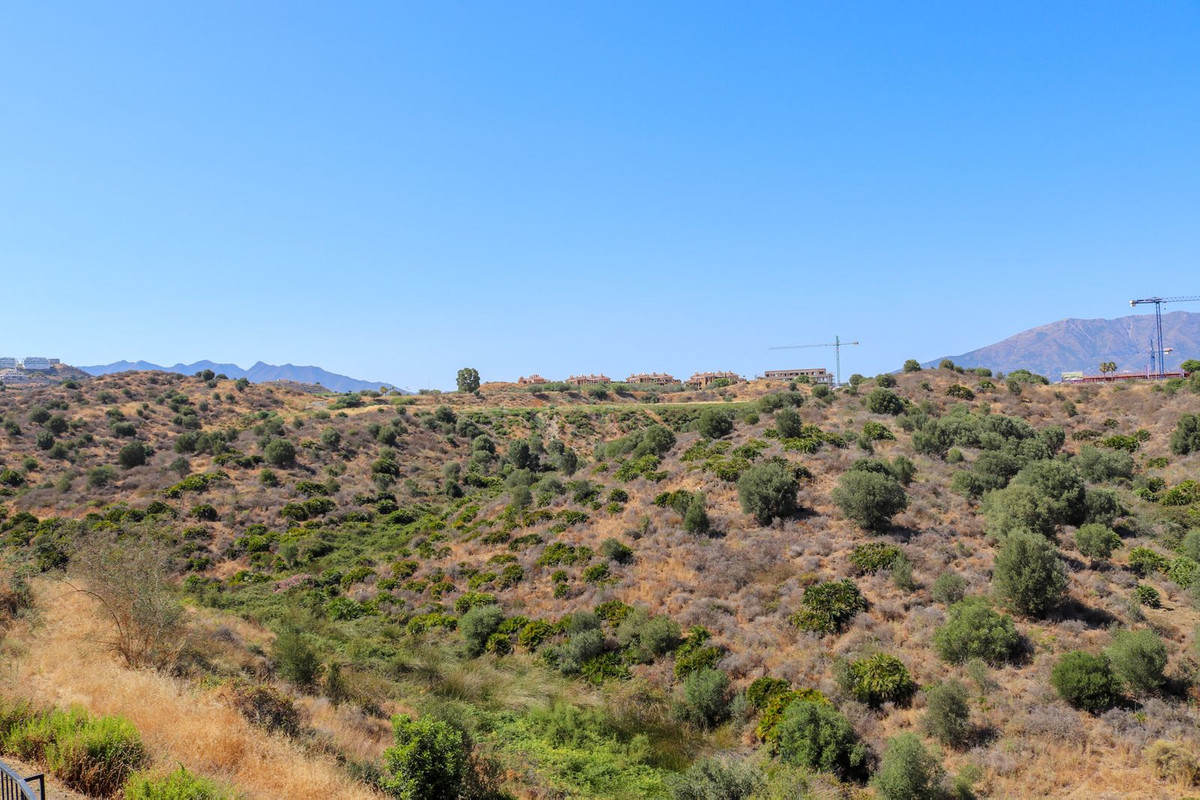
[2, 364, 1200, 796]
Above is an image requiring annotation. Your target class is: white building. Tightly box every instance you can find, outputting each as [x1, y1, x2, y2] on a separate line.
[0, 369, 34, 384]
[22, 357, 52, 370]
[0, 358, 16, 369]
[762, 367, 834, 386]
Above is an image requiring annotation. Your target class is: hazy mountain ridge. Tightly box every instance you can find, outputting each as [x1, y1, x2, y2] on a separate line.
[78, 360, 396, 393]
[925, 310, 1200, 378]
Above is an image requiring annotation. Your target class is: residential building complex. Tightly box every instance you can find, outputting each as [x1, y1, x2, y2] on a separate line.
[762, 367, 834, 385]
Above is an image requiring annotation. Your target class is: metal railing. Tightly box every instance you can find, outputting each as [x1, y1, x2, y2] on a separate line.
[0, 759, 42, 800]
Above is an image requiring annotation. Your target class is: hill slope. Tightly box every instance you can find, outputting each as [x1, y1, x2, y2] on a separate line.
[925, 310, 1200, 377]
[78, 359, 396, 392]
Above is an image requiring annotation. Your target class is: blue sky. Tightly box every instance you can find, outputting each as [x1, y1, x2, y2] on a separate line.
[2, 2, 1198, 389]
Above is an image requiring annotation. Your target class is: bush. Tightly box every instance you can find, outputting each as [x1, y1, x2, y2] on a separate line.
[599, 537, 634, 564]
[460, 605, 505, 658]
[933, 598, 1020, 665]
[1133, 584, 1162, 608]
[672, 667, 730, 729]
[1075, 523, 1121, 561]
[1170, 413, 1200, 455]
[903, 359, 922, 373]
[774, 700, 866, 778]
[775, 408, 803, 438]
[124, 766, 234, 799]
[866, 388, 905, 416]
[683, 491, 710, 535]
[456, 367, 480, 393]
[872, 733, 945, 800]
[671, 757, 763, 800]
[1105, 629, 1167, 694]
[272, 628, 321, 689]
[849, 542, 902, 574]
[845, 653, 915, 707]
[1051, 651, 1122, 713]
[832, 470, 907, 531]
[263, 438, 297, 468]
[992, 531, 1068, 617]
[5, 707, 148, 796]
[697, 408, 734, 439]
[737, 461, 798, 524]
[746, 677, 791, 711]
[791, 579, 867, 635]
[1144, 739, 1200, 785]
[930, 573, 966, 604]
[980, 484, 1056, 538]
[118, 442, 148, 469]
[923, 680, 971, 748]
[382, 715, 467, 800]
[617, 609, 681, 663]
[1076, 445, 1134, 483]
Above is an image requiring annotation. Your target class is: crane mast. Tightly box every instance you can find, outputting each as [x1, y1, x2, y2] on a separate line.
[768, 336, 861, 386]
[1129, 295, 1200, 377]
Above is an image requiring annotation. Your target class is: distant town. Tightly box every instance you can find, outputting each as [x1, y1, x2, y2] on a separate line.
[0, 357, 62, 385]
[516, 367, 834, 388]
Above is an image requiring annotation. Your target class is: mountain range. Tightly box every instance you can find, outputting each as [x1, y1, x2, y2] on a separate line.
[925, 310, 1200, 379]
[77, 360, 396, 393]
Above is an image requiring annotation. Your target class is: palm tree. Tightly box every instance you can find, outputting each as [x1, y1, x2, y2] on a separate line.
[1099, 362, 1117, 374]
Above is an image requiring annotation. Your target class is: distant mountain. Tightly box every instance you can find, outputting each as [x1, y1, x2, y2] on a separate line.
[925, 311, 1200, 379]
[78, 360, 396, 393]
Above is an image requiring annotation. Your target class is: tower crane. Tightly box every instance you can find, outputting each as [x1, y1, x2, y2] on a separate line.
[769, 336, 860, 387]
[1129, 295, 1200, 376]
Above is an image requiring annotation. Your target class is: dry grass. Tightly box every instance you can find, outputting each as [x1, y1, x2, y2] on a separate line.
[0, 581, 385, 800]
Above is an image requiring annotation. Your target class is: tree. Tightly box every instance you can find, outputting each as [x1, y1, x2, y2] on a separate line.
[1099, 361, 1117, 374]
[981, 484, 1057, 538]
[1170, 414, 1200, 456]
[992, 531, 1068, 617]
[1051, 651, 1122, 713]
[382, 715, 467, 800]
[933, 597, 1020, 665]
[902, 359, 923, 373]
[456, 367, 480, 394]
[460, 604, 504, 658]
[774, 700, 866, 779]
[832, 470, 907, 531]
[1105, 629, 1167, 694]
[683, 491, 710, 535]
[273, 627, 322, 688]
[264, 438, 297, 468]
[737, 461, 798, 524]
[697, 408, 734, 439]
[1182, 359, 1200, 375]
[117, 442, 148, 469]
[866, 388, 905, 416]
[775, 407, 803, 438]
[1075, 524, 1122, 562]
[872, 733, 945, 800]
[922, 680, 971, 748]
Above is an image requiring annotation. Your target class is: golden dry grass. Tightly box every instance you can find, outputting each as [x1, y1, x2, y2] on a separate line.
[1, 581, 385, 800]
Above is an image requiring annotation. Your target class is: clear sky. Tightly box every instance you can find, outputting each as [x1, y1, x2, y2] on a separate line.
[2, 2, 1198, 389]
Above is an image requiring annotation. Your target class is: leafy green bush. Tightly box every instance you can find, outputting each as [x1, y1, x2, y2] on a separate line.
[933, 598, 1020, 665]
[1105, 629, 1167, 694]
[671, 757, 763, 800]
[599, 537, 634, 564]
[930, 573, 966, 604]
[617, 608, 681, 663]
[737, 461, 798, 524]
[272, 627, 321, 689]
[1075, 523, 1122, 561]
[871, 733, 945, 800]
[980, 484, 1056, 538]
[1170, 413, 1200, 455]
[683, 491, 710, 535]
[1133, 584, 1162, 608]
[382, 715, 467, 800]
[866, 388, 905, 415]
[746, 677, 791, 711]
[263, 438, 297, 468]
[849, 542, 902, 574]
[773, 700, 866, 779]
[460, 604, 505, 657]
[845, 653, 915, 707]
[791, 579, 867, 635]
[1128, 546, 1169, 576]
[832, 470, 907, 531]
[697, 408, 734, 439]
[671, 667, 730, 729]
[922, 680, 971, 748]
[3, 706, 148, 796]
[775, 408, 804, 438]
[1051, 651, 1122, 713]
[992, 531, 1067, 617]
[118, 442, 148, 469]
[124, 766, 234, 799]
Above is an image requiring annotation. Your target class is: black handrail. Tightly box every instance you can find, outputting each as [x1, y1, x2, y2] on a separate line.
[0, 759, 40, 800]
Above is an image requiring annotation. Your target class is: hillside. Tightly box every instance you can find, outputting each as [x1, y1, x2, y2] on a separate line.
[78, 359, 397, 393]
[1, 367, 1200, 797]
[924, 310, 1200, 378]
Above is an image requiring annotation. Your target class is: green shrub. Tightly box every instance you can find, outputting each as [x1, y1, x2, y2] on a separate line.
[1075, 523, 1122, 561]
[671, 757, 763, 800]
[922, 680, 971, 748]
[617, 609, 681, 663]
[671, 668, 730, 729]
[1170, 413, 1200, 455]
[791, 579, 867, 635]
[683, 491, 710, 535]
[845, 653, 915, 707]
[775, 408, 803, 439]
[849, 542, 902, 574]
[1051, 651, 1122, 713]
[930, 573, 966, 604]
[460, 604, 504, 658]
[746, 677, 791, 711]
[832, 470, 907, 531]
[1128, 547, 1170, 576]
[272, 628, 321, 688]
[980, 484, 1056, 539]
[4, 707, 148, 796]
[1133, 584, 1162, 608]
[118, 442, 148, 469]
[866, 388, 905, 415]
[871, 733, 945, 800]
[992, 531, 1067, 617]
[382, 715, 467, 800]
[263, 438, 297, 468]
[737, 461, 798, 524]
[124, 766, 234, 799]
[697, 408, 734, 439]
[933, 598, 1020, 665]
[773, 700, 866, 779]
[598, 537, 633, 564]
[1105, 629, 1167, 694]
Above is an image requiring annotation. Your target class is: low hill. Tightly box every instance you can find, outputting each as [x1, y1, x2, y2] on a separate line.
[78, 359, 397, 393]
[925, 310, 1200, 378]
[1, 370, 1199, 797]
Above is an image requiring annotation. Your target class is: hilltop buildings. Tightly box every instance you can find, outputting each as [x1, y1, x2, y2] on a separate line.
[762, 367, 834, 386]
[514, 365, 833, 389]
[0, 357, 59, 370]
